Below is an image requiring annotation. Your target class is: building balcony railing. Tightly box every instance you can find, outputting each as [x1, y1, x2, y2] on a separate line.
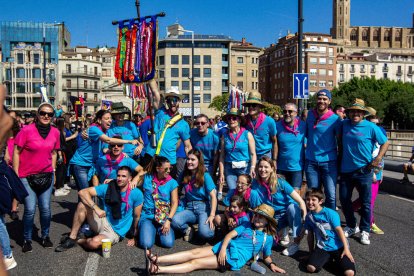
[408, 71, 413, 76]
[222, 61, 229, 67]
[370, 69, 376, 74]
[222, 74, 229, 80]
[339, 67, 344, 72]
[62, 84, 101, 91]
[396, 70, 403, 76]
[339, 79, 345, 83]
[222, 86, 229, 92]
[349, 68, 355, 73]
[383, 66, 389, 72]
[62, 70, 101, 78]
[360, 69, 366, 73]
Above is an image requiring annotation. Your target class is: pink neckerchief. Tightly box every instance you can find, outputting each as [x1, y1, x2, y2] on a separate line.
[90, 123, 107, 134]
[282, 118, 300, 136]
[235, 187, 252, 202]
[121, 183, 131, 211]
[152, 174, 172, 195]
[105, 153, 125, 179]
[246, 112, 266, 134]
[231, 211, 247, 225]
[228, 127, 246, 152]
[312, 109, 334, 129]
[184, 176, 196, 193]
[257, 179, 272, 200]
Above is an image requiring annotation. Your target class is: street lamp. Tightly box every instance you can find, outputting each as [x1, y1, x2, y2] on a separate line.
[182, 29, 195, 120]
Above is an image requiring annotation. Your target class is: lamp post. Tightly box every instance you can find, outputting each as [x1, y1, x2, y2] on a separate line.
[297, 0, 304, 111]
[182, 29, 195, 120]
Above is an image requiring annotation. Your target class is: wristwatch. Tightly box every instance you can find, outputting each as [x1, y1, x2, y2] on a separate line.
[166, 217, 172, 222]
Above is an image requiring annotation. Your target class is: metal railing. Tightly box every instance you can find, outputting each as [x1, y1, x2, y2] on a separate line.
[386, 130, 414, 161]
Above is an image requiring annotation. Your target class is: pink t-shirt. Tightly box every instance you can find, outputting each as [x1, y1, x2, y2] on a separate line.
[14, 124, 60, 177]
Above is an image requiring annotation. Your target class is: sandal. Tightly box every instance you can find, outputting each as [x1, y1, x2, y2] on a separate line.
[148, 252, 158, 265]
[148, 261, 159, 275]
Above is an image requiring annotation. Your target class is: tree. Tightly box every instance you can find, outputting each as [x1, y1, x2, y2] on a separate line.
[262, 102, 282, 116]
[209, 93, 229, 113]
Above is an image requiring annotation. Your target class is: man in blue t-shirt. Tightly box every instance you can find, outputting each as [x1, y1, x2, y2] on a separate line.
[339, 99, 389, 246]
[305, 89, 341, 210]
[55, 166, 144, 252]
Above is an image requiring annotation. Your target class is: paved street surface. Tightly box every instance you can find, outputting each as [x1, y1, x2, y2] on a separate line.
[5, 175, 414, 276]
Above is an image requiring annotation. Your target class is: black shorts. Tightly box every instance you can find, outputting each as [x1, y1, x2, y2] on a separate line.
[308, 247, 356, 273]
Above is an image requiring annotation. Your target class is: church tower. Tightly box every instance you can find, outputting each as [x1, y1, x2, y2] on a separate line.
[331, 0, 351, 41]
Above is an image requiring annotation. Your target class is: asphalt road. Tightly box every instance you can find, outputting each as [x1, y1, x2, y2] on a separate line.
[5, 178, 414, 276]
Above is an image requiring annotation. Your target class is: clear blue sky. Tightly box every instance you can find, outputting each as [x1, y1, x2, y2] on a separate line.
[1, 0, 413, 48]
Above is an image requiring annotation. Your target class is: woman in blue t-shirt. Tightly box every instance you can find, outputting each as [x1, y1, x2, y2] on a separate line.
[171, 149, 217, 242]
[145, 204, 286, 274]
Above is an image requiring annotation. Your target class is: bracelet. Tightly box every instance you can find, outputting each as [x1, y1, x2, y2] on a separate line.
[266, 262, 276, 269]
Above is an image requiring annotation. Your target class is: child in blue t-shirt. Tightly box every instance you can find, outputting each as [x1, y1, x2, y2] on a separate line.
[214, 195, 250, 237]
[284, 189, 356, 275]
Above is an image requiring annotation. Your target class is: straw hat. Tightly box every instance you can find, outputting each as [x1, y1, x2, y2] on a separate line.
[111, 102, 131, 115]
[346, 98, 369, 114]
[242, 91, 265, 107]
[164, 87, 184, 100]
[222, 107, 244, 123]
[365, 107, 377, 117]
[249, 204, 278, 228]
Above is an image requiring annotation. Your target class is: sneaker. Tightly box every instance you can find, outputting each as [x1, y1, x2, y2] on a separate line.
[41, 236, 53, 248]
[282, 243, 299, 256]
[10, 211, 19, 221]
[55, 237, 77, 252]
[279, 230, 290, 246]
[54, 188, 70, 197]
[371, 223, 384, 235]
[360, 231, 370, 245]
[400, 177, 409, 183]
[183, 226, 194, 242]
[217, 192, 223, 201]
[343, 226, 360, 238]
[63, 184, 72, 190]
[3, 255, 17, 270]
[22, 240, 32, 253]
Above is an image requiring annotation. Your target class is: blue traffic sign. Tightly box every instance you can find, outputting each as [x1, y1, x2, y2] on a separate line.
[293, 73, 309, 99]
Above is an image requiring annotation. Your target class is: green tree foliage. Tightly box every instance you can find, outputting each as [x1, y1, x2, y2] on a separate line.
[262, 102, 282, 116]
[208, 93, 229, 113]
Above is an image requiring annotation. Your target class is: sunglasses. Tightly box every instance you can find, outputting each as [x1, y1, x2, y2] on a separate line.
[195, 121, 207, 126]
[283, 110, 296, 114]
[109, 144, 123, 148]
[39, 111, 55, 117]
[166, 97, 179, 104]
[228, 116, 239, 121]
[247, 104, 259, 108]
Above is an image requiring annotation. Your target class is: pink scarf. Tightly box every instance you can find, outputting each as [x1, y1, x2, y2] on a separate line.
[246, 113, 266, 134]
[281, 118, 300, 136]
[228, 127, 246, 152]
[91, 123, 107, 133]
[231, 211, 247, 225]
[121, 183, 131, 211]
[258, 179, 272, 200]
[235, 187, 251, 202]
[312, 109, 334, 129]
[152, 174, 172, 195]
[105, 153, 125, 179]
[184, 177, 196, 193]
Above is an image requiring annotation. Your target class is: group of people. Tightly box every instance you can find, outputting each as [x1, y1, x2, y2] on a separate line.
[0, 81, 390, 275]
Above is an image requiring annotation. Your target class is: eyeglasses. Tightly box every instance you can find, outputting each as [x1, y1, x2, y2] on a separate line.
[39, 111, 55, 117]
[164, 167, 172, 172]
[236, 182, 249, 186]
[195, 121, 207, 126]
[166, 97, 179, 104]
[229, 116, 239, 121]
[247, 104, 259, 108]
[110, 144, 123, 148]
[283, 110, 296, 114]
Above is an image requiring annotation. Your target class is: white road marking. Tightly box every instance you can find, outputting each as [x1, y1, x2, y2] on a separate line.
[389, 194, 414, 203]
[83, 253, 100, 276]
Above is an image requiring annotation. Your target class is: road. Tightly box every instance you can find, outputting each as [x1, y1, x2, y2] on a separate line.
[5, 182, 414, 276]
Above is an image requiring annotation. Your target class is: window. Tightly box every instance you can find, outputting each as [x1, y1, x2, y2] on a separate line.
[329, 58, 333, 65]
[84, 80, 88, 88]
[384, 30, 391, 42]
[328, 81, 334, 87]
[319, 46, 326, 53]
[94, 94, 98, 101]
[182, 55, 190, 65]
[16, 82, 25, 93]
[373, 30, 379, 41]
[102, 69, 110, 77]
[17, 53, 24, 64]
[310, 57, 317, 64]
[194, 81, 200, 90]
[319, 58, 327, 64]
[66, 79, 71, 88]
[66, 64, 71, 73]
[182, 81, 190, 90]
[84, 65, 88, 74]
[194, 55, 200, 65]
[396, 30, 402, 42]
[350, 29, 357, 41]
[340, 74, 345, 82]
[319, 69, 326, 76]
[237, 81, 243, 89]
[203, 68, 211, 78]
[171, 68, 179, 77]
[94, 81, 98, 89]
[84, 93, 88, 100]
[194, 68, 200, 78]
[182, 68, 190, 78]
[310, 69, 317, 75]
[171, 55, 179, 64]
[237, 69, 243, 77]
[362, 30, 368, 41]
[203, 55, 211, 65]
[96, 56, 100, 62]
[328, 48, 334, 56]
[171, 81, 179, 88]
[159, 70, 164, 78]
[94, 67, 98, 75]
[203, 94, 211, 103]
[34, 54, 40, 64]
[159, 56, 165, 65]
[328, 70, 333, 76]
[182, 94, 190, 102]
[32, 83, 41, 94]
[16, 68, 25, 78]
[237, 57, 244, 64]
[32, 68, 41, 79]
[203, 81, 211, 90]
[319, 81, 326, 87]
[310, 80, 317, 87]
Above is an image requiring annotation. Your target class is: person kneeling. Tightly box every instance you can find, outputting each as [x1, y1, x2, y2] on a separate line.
[55, 166, 143, 252]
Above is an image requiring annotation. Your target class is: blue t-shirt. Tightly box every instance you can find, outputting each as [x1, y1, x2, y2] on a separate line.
[69, 135, 94, 166]
[245, 114, 277, 156]
[182, 172, 216, 202]
[223, 129, 250, 163]
[94, 185, 143, 237]
[55, 109, 63, 118]
[190, 128, 220, 167]
[214, 121, 228, 137]
[141, 174, 179, 219]
[107, 121, 140, 157]
[276, 120, 306, 171]
[223, 188, 261, 209]
[144, 107, 190, 165]
[341, 119, 388, 173]
[252, 177, 295, 217]
[176, 140, 186, 158]
[304, 207, 343, 251]
[88, 126, 105, 162]
[212, 225, 273, 271]
[94, 155, 139, 183]
[139, 118, 151, 152]
[305, 110, 341, 162]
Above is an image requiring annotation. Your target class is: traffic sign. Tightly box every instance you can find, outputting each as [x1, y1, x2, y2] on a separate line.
[293, 73, 309, 99]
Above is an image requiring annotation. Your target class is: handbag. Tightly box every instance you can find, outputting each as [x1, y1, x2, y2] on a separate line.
[231, 160, 248, 169]
[26, 172, 53, 194]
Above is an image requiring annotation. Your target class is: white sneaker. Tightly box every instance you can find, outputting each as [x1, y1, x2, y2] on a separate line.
[183, 226, 194, 242]
[282, 243, 299, 256]
[63, 184, 72, 190]
[54, 188, 70, 197]
[4, 255, 17, 270]
[344, 226, 360, 238]
[279, 232, 290, 246]
[360, 231, 370, 245]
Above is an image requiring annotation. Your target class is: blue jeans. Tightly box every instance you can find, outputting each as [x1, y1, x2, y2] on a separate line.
[0, 215, 12, 257]
[138, 216, 175, 249]
[278, 170, 303, 190]
[275, 203, 303, 238]
[172, 201, 214, 240]
[339, 167, 372, 233]
[21, 177, 53, 241]
[305, 160, 338, 210]
[224, 162, 250, 191]
[72, 164, 91, 190]
[257, 150, 272, 163]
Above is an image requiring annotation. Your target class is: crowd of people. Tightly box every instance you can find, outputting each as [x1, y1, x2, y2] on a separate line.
[0, 81, 392, 275]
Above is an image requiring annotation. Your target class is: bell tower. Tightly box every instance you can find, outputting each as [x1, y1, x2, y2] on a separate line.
[331, 0, 351, 41]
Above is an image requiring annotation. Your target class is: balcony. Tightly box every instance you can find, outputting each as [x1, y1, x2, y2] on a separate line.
[360, 68, 366, 73]
[383, 66, 389, 72]
[339, 67, 344, 72]
[349, 68, 355, 73]
[222, 86, 229, 92]
[370, 69, 376, 74]
[62, 84, 101, 91]
[62, 70, 101, 79]
[408, 71, 413, 76]
[396, 70, 403, 76]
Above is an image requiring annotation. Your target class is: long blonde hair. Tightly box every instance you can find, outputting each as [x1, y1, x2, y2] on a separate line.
[257, 156, 279, 193]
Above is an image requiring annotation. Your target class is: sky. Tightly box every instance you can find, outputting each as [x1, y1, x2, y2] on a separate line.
[1, 0, 413, 48]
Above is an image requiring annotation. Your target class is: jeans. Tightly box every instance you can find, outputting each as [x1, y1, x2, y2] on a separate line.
[256, 150, 272, 163]
[72, 164, 91, 190]
[224, 162, 250, 191]
[278, 170, 303, 190]
[21, 177, 53, 241]
[339, 167, 372, 233]
[172, 201, 214, 240]
[138, 217, 175, 249]
[0, 215, 12, 257]
[305, 160, 338, 210]
[275, 203, 303, 238]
